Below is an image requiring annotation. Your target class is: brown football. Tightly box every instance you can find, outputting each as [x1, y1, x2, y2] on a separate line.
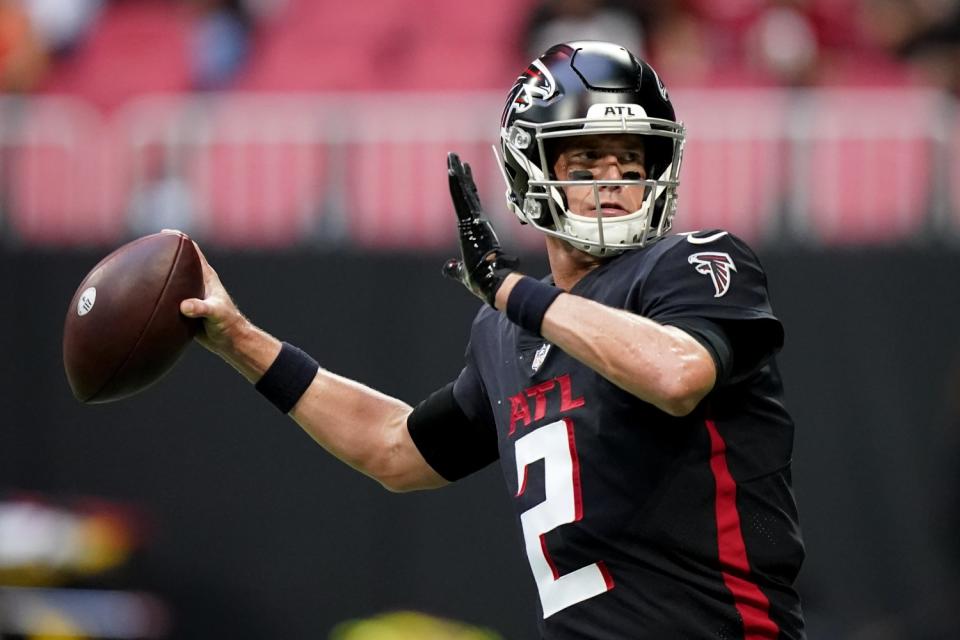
[63, 231, 204, 403]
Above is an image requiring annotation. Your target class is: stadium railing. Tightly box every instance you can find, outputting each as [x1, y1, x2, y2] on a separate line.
[0, 89, 955, 249]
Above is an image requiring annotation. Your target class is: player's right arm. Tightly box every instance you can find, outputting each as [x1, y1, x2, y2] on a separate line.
[180, 245, 449, 493]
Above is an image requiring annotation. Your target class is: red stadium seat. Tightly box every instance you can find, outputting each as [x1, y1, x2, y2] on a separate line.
[237, 0, 528, 92]
[39, 1, 191, 111]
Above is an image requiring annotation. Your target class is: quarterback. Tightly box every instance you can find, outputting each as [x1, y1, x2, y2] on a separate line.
[181, 41, 806, 639]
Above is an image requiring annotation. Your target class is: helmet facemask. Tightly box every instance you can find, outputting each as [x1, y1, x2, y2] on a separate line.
[497, 112, 685, 257]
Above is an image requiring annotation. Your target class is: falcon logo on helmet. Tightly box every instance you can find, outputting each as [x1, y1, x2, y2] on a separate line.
[503, 59, 558, 122]
[688, 252, 737, 298]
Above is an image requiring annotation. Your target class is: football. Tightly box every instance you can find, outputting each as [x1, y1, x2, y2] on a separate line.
[63, 231, 204, 403]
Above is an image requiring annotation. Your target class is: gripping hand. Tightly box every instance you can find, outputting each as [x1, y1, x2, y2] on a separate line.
[442, 152, 519, 306]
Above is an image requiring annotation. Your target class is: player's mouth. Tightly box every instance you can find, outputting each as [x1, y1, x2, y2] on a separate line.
[597, 201, 629, 216]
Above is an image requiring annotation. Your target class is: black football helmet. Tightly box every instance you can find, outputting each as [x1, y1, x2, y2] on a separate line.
[496, 41, 685, 256]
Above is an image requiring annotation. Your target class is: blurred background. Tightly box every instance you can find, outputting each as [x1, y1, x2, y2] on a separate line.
[1, 0, 959, 638]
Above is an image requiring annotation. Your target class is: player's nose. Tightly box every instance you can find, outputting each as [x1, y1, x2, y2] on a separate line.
[597, 159, 624, 188]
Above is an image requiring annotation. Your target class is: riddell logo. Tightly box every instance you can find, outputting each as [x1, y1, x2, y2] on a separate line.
[688, 252, 737, 297]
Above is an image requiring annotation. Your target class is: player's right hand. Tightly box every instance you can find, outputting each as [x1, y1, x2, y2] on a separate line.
[176, 238, 247, 355]
[442, 152, 519, 306]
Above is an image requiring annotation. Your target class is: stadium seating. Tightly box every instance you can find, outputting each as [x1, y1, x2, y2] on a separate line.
[40, 1, 191, 111]
[1, 0, 946, 248]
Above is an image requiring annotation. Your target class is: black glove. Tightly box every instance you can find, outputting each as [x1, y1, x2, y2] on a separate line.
[442, 152, 519, 306]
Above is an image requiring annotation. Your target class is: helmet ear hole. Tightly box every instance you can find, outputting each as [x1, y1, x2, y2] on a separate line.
[542, 138, 568, 179]
[645, 135, 673, 178]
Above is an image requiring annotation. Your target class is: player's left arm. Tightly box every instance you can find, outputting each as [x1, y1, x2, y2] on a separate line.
[496, 275, 716, 416]
[495, 233, 784, 416]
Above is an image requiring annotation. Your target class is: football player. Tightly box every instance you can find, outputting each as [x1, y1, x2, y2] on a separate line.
[181, 41, 806, 639]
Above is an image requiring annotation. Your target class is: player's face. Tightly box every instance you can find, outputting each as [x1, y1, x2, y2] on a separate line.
[552, 135, 648, 218]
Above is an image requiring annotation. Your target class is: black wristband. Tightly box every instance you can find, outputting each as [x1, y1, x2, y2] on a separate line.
[254, 342, 320, 414]
[505, 276, 563, 336]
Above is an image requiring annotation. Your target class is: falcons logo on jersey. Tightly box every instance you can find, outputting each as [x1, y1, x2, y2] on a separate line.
[688, 252, 737, 297]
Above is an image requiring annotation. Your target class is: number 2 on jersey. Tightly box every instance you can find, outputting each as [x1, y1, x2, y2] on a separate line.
[514, 418, 614, 618]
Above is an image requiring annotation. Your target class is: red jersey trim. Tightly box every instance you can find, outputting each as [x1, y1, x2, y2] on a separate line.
[563, 417, 584, 521]
[705, 418, 780, 639]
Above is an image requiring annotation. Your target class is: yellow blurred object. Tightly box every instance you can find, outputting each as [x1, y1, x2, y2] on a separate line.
[0, 499, 136, 587]
[330, 611, 502, 640]
[73, 515, 132, 575]
[27, 607, 87, 640]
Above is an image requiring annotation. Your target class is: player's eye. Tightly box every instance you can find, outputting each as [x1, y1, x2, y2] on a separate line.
[577, 150, 603, 162]
[569, 170, 594, 180]
[622, 171, 643, 180]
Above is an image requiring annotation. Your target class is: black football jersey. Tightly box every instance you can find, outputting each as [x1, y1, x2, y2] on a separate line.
[449, 230, 805, 639]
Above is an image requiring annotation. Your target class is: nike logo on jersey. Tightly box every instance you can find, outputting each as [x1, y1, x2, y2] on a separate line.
[688, 252, 737, 297]
[681, 230, 729, 244]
